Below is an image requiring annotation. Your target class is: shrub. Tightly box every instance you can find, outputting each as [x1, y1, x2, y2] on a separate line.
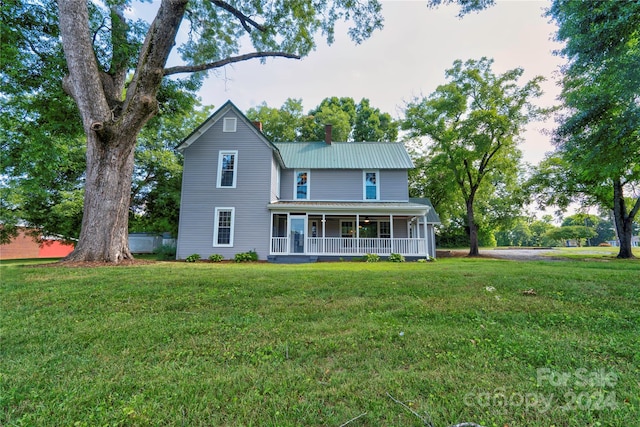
[208, 254, 224, 262]
[154, 244, 176, 261]
[388, 253, 405, 263]
[185, 253, 201, 263]
[234, 250, 258, 263]
[365, 253, 380, 263]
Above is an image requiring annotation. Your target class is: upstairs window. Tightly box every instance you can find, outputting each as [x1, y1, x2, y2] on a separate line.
[295, 170, 309, 200]
[364, 171, 379, 200]
[217, 151, 238, 188]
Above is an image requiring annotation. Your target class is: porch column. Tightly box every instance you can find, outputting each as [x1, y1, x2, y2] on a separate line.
[322, 214, 326, 254]
[423, 215, 428, 257]
[390, 214, 394, 253]
[356, 214, 360, 254]
[269, 212, 274, 254]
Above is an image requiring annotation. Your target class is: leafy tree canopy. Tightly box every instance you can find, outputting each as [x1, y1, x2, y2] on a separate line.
[541, 0, 640, 258]
[246, 97, 398, 142]
[403, 57, 544, 255]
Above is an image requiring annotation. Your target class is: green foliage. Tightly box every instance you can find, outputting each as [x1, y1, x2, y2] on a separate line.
[154, 244, 177, 261]
[388, 253, 405, 263]
[208, 254, 224, 262]
[185, 254, 201, 263]
[404, 58, 544, 255]
[2, 259, 638, 426]
[234, 250, 259, 263]
[543, 0, 640, 258]
[427, 0, 496, 17]
[365, 253, 380, 263]
[544, 225, 597, 247]
[246, 97, 398, 142]
[245, 99, 304, 142]
[495, 216, 557, 247]
[1, 2, 209, 241]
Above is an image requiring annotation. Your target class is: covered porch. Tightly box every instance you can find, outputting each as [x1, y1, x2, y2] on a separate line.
[268, 202, 438, 258]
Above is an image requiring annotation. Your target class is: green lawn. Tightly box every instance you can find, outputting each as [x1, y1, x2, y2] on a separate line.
[544, 246, 640, 260]
[1, 258, 639, 426]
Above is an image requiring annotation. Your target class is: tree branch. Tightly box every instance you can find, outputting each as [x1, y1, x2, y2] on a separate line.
[163, 51, 301, 76]
[629, 195, 640, 221]
[209, 0, 265, 33]
[121, 0, 188, 132]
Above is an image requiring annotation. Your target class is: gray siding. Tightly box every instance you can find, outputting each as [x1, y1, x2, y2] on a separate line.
[177, 111, 274, 260]
[393, 218, 409, 238]
[380, 170, 409, 201]
[279, 169, 409, 201]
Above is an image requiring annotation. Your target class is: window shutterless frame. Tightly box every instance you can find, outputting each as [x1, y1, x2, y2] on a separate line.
[294, 170, 310, 200]
[363, 170, 380, 200]
[213, 207, 235, 247]
[217, 150, 238, 188]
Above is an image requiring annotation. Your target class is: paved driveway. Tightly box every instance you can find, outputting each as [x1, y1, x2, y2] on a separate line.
[480, 248, 558, 261]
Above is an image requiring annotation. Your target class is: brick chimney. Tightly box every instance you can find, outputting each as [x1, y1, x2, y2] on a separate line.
[252, 121, 263, 132]
[325, 124, 332, 145]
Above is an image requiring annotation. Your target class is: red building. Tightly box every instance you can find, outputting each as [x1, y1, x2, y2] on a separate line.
[0, 228, 75, 260]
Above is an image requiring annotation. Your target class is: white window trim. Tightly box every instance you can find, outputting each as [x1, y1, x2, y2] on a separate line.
[294, 170, 310, 200]
[223, 117, 237, 132]
[363, 170, 380, 201]
[217, 150, 238, 188]
[213, 207, 235, 247]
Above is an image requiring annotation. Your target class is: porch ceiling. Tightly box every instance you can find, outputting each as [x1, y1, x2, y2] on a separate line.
[267, 201, 430, 216]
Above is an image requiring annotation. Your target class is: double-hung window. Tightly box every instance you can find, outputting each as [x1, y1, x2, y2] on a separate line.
[217, 151, 238, 188]
[213, 207, 234, 247]
[364, 171, 379, 200]
[295, 170, 310, 200]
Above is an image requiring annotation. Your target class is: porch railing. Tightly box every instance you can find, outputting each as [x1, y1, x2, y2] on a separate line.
[271, 237, 426, 256]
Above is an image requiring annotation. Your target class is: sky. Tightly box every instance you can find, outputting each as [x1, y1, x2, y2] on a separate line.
[192, 0, 566, 165]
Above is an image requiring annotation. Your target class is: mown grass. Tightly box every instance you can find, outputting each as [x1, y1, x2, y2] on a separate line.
[1, 258, 639, 426]
[544, 246, 640, 260]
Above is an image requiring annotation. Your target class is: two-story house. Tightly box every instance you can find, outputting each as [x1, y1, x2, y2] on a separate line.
[176, 101, 440, 262]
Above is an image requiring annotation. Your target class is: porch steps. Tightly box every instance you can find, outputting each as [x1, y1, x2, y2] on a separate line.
[267, 255, 318, 264]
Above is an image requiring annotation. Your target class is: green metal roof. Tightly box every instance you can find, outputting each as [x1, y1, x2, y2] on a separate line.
[409, 198, 442, 224]
[273, 141, 414, 169]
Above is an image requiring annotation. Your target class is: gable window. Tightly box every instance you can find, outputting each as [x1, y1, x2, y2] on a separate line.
[364, 171, 379, 200]
[213, 207, 235, 246]
[223, 117, 237, 132]
[295, 170, 309, 200]
[217, 151, 238, 188]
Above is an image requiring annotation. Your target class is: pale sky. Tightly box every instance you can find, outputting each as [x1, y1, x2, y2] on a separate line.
[192, 0, 565, 165]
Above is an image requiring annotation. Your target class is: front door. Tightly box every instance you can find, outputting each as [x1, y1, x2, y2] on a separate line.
[290, 215, 306, 253]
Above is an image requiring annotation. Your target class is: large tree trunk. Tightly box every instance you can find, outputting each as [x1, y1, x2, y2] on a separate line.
[613, 179, 638, 259]
[466, 194, 480, 257]
[65, 133, 136, 262]
[58, 0, 188, 263]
